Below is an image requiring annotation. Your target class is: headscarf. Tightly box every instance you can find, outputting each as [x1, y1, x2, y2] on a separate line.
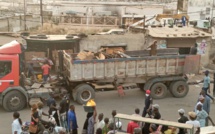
[83, 112, 93, 130]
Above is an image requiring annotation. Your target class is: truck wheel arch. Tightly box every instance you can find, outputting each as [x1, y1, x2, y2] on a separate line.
[144, 76, 186, 91]
[72, 83, 95, 104]
[2, 86, 28, 111]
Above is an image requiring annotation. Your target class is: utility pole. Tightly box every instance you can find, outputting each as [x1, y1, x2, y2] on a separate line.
[40, 0, 43, 27]
[23, 0, 26, 31]
[211, 0, 215, 27]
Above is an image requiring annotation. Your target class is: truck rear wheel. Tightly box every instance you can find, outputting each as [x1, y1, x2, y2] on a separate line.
[170, 81, 189, 98]
[3, 91, 26, 112]
[150, 82, 167, 99]
[76, 84, 95, 104]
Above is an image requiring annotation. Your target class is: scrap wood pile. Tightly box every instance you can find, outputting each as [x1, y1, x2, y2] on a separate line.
[77, 47, 131, 60]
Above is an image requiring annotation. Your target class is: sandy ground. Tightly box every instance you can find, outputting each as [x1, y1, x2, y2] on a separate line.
[0, 75, 215, 134]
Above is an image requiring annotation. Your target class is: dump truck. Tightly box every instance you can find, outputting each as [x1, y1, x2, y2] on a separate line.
[60, 48, 201, 104]
[0, 41, 51, 111]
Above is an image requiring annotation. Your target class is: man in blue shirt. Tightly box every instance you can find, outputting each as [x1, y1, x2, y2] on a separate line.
[199, 70, 214, 101]
[200, 90, 211, 126]
[68, 105, 78, 134]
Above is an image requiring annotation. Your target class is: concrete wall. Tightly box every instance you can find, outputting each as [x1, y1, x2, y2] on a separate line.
[79, 33, 145, 51]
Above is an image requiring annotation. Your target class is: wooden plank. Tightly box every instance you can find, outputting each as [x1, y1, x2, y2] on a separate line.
[200, 126, 215, 134]
[115, 113, 193, 130]
[31, 83, 42, 89]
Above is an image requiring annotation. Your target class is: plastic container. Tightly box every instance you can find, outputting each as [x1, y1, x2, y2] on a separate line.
[83, 99, 96, 113]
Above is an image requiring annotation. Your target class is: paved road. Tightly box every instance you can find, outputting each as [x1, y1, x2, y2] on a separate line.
[0, 82, 214, 133]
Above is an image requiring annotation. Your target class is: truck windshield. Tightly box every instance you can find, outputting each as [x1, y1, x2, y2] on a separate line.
[0, 61, 12, 78]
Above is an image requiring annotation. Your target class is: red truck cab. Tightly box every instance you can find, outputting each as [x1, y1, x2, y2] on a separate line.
[0, 41, 28, 111]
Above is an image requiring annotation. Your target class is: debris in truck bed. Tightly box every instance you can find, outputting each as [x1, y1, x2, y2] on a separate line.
[76, 47, 128, 60]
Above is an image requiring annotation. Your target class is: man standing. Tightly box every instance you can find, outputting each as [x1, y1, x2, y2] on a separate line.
[97, 113, 105, 129]
[177, 109, 188, 134]
[185, 112, 200, 134]
[200, 90, 211, 126]
[88, 106, 97, 134]
[150, 41, 157, 56]
[109, 110, 117, 125]
[199, 70, 214, 101]
[190, 43, 198, 55]
[68, 105, 78, 134]
[41, 61, 51, 83]
[59, 93, 70, 131]
[142, 90, 153, 117]
[127, 120, 139, 134]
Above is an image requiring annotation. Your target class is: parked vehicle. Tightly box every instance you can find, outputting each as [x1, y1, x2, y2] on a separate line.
[0, 41, 51, 111]
[60, 48, 200, 104]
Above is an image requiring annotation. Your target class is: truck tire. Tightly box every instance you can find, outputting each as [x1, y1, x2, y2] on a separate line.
[170, 81, 189, 98]
[76, 84, 95, 104]
[3, 91, 26, 112]
[150, 83, 167, 99]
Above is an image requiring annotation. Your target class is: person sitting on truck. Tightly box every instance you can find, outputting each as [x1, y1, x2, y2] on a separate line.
[150, 41, 158, 56]
[142, 90, 153, 117]
[27, 63, 37, 81]
[190, 43, 198, 55]
[41, 61, 51, 83]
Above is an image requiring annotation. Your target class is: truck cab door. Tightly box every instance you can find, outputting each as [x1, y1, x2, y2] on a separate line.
[0, 61, 13, 93]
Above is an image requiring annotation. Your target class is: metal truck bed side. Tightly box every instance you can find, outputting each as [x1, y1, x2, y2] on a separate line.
[63, 52, 201, 82]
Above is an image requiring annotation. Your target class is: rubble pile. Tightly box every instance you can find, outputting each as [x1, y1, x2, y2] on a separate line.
[77, 47, 131, 60]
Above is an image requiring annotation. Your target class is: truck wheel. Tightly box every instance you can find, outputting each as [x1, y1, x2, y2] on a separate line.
[150, 83, 167, 99]
[169, 81, 175, 96]
[76, 84, 95, 104]
[3, 91, 26, 112]
[170, 81, 189, 98]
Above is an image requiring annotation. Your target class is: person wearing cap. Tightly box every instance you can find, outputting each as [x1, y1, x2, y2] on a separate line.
[200, 90, 211, 126]
[195, 103, 215, 127]
[198, 70, 214, 101]
[177, 109, 188, 134]
[185, 112, 200, 134]
[194, 95, 205, 113]
[142, 90, 153, 117]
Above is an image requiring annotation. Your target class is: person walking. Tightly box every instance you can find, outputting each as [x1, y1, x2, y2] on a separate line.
[68, 105, 78, 134]
[41, 61, 51, 83]
[185, 112, 200, 134]
[142, 90, 153, 117]
[195, 103, 215, 127]
[200, 90, 211, 126]
[30, 104, 40, 134]
[48, 101, 60, 126]
[88, 106, 97, 134]
[59, 92, 70, 131]
[198, 70, 214, 101]
[12, 111, 22, 134]
[177, 109, 188, 134]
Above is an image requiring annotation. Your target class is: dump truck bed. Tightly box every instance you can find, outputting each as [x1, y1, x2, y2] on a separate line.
[63, 49, 200, 82]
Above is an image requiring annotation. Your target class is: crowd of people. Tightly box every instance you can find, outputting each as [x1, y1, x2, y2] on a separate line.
[11, 70, 215, 134]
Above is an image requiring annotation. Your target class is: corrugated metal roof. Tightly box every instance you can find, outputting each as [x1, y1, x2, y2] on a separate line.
[147, 27, 211, 38]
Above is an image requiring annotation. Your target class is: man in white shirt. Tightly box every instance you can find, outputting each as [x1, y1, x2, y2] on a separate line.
[12, 112, 22, 134]
[186, 111, 200, 134]
[97, 113, 105, 129]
